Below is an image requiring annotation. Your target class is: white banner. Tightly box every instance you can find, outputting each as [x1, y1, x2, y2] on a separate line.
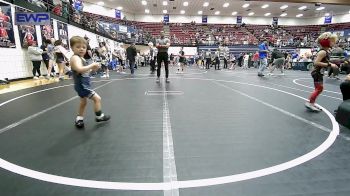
[119, 25, 127, 33]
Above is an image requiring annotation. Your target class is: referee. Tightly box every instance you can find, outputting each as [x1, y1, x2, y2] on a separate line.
[156, 31, 171, 83]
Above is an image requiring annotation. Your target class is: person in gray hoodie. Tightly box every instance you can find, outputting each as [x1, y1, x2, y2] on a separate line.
[27, 42, 43, 79]
[329, 44, 345, 79]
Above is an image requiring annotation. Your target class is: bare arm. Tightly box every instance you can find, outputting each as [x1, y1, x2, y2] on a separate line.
[70, 56, 99, 74]
[156, 39, 171, 48]
[87, 50, 92, 58]
[41, 46, 48, 54]
[346, 74, 350, 81]
[165, 41, 170, 48]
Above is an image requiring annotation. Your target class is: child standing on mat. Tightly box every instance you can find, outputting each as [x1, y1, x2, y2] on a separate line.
[177, 47, 185, 74]
[305, 32, 338, 112]
[70, 36, 110, 128]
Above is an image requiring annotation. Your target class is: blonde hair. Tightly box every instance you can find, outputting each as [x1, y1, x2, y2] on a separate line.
[317, 32, 338, 43]
[70, 36, 87, 47]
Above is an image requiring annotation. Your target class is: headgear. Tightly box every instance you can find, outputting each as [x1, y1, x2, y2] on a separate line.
[318, 38, 331, 48]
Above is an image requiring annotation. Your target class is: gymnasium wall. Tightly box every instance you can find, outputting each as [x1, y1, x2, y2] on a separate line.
[133, 13, 350, 26]
[0, 4, 34, 80]
[83, 2, 133, 20]
[0, 4, 115, 80]
[83, 2, 350, 26]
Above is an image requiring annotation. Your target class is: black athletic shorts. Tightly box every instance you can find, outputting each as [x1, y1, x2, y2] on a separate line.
[311, 69, 323, 83]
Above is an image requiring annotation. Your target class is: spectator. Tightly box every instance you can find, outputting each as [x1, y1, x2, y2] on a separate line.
[252, 51, 259, 68]
[28, 42, 43, 79]
[126, 42, 137, 75]
[258, 39, 269, 77]
[329, 44, 345, 79]
[54, 40, 69, 81]
[340, 74, 350, 101]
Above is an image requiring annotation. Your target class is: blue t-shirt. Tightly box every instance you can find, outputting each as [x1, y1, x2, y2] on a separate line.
[292, 53, 299, 59]
[259, 43, 268, 59]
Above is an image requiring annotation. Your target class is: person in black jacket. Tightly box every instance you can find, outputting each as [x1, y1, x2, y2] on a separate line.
[238, 53, 243, 67]
[126, 42, 137, 75]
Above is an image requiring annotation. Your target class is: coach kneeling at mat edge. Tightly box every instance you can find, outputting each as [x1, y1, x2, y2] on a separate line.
[335, 74, 350, 128]
[340, 74, 350, 101]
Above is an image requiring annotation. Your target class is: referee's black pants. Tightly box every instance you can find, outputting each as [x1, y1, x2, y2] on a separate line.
[157, 52, 169, 78]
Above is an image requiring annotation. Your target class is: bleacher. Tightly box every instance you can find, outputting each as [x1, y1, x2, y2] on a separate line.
[12, 0, 350, 47]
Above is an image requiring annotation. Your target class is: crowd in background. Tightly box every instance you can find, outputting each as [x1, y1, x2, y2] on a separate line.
[19, 0, 350, 49]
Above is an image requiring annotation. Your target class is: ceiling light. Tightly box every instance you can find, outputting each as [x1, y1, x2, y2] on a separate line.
[141, 0, 147, 5]
[223, 3, 229, 8]
[198, 11, 203, 15]
[242, 4, 250, 8]
[97, 1, 104, 6]
[203, 2, 209, 7]
[183, 2, 188, 6]
[296, 14, 303, 17]
[163, 1, 168, 6]
[116, 6, 123, 10]
[181, 10, 185, 14]
[264, 13, 271, 16]
[280, 5, 288, 10]
[215, 11, 220, 15]
[298, 6, 307, 10]
[145, 9, 149, 13]
[280, 13, 287, 17]
[163, 10, 167, 14]
[261, 4, 269, 9]
[232, 11, 237, 15]
[325, 13, 330, 16]
[248, 12, 254, 16]
[316, 7, 325, 11]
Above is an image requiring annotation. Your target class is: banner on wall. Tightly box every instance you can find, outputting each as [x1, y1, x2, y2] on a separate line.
[57, 21, 69, 49]
[168, 47, 197, 56]
[324, 16, 332, 24]
[96, 21, 105, 34]
[127, 26, 136, 33]
[97, 21, 114, 38]
[119, 25, 127, 33]
[163, 14, 169, 23]
[40, 20, 54, 43]
[202, 15, 207, 24]
[0, 3, 16, 48]
[236, 16, 242, 24]
[332, 31, 344, 37]
[272, 17, 278, 26]
[15, 12, 50, 26]
[18, 24, 37, 48]
[115, 9, 121, 19]
[110, 23, 118, 39]
[344, 29, 350, 37]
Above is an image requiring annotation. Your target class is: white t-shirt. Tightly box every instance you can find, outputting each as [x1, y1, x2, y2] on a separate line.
[116, 47, 126, 60]
[244, 54, 249, 61]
